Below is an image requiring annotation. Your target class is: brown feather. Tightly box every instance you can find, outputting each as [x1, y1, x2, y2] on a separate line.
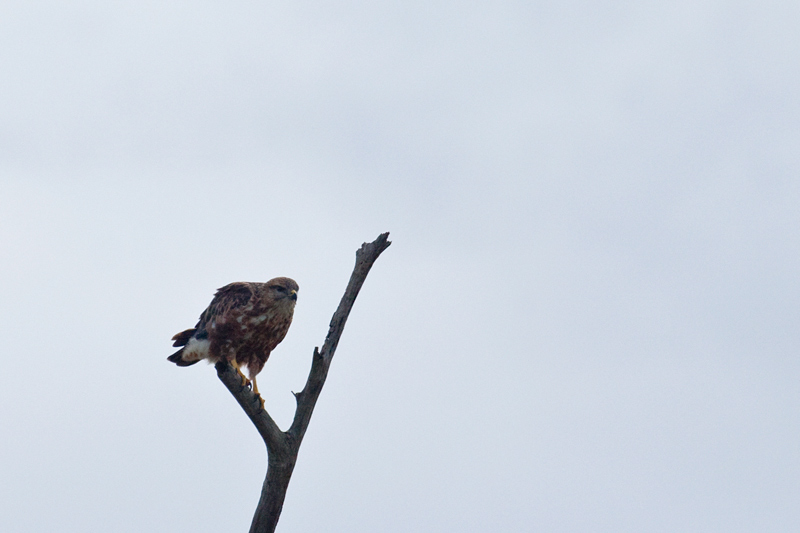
[171, 328, 196, 347]
[167, 277, 299, 383]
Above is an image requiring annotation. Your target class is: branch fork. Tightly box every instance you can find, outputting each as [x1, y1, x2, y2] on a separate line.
[214, 232, 391, 533]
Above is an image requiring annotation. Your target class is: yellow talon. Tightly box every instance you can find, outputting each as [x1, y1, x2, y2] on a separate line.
[252, 377, 265, 410]
[230, 359, 250, 388]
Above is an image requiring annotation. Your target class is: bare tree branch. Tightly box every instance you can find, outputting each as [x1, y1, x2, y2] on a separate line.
[214, 232, 391, 533]
[215, 361, 286, 451]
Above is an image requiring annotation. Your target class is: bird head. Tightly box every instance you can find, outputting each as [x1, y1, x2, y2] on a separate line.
[266, 277, 299, 304]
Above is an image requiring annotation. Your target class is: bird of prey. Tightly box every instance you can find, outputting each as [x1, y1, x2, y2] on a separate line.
[168, 277, 299, 397]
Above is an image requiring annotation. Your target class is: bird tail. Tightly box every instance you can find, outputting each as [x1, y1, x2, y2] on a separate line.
[168, 328, 201, 367]
[171, 328, 196, 347]
[167, 347, 200, 366]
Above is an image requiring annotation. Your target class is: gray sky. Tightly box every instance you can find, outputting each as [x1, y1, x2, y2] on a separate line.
[1, 1, 798, 532]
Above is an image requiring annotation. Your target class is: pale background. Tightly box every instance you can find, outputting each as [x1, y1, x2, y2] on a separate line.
[1, 1, 798, 532]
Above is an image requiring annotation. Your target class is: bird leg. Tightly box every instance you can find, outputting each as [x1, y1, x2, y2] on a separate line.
[251, 376, 265, 410]
[230, 359, 250, 388]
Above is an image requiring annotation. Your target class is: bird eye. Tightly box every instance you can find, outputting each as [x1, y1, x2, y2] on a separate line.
[270, 285, 287, 293]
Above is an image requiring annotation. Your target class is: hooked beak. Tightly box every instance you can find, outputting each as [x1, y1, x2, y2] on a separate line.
[290, 289, 297, 301]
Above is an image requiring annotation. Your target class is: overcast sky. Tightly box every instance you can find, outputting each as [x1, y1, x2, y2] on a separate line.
[1, 1, 799, 532]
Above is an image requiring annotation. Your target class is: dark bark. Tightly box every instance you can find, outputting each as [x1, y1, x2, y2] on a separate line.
[214, 232, 391, 533]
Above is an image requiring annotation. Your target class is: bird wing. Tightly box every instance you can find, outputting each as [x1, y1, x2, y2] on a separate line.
[194, 282, 255, 340]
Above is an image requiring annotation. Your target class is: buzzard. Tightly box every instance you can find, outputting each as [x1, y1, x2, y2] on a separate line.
[168, 277, 299, 397]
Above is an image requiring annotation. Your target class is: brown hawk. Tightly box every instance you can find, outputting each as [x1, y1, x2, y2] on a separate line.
[168, 277, 299, 397]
